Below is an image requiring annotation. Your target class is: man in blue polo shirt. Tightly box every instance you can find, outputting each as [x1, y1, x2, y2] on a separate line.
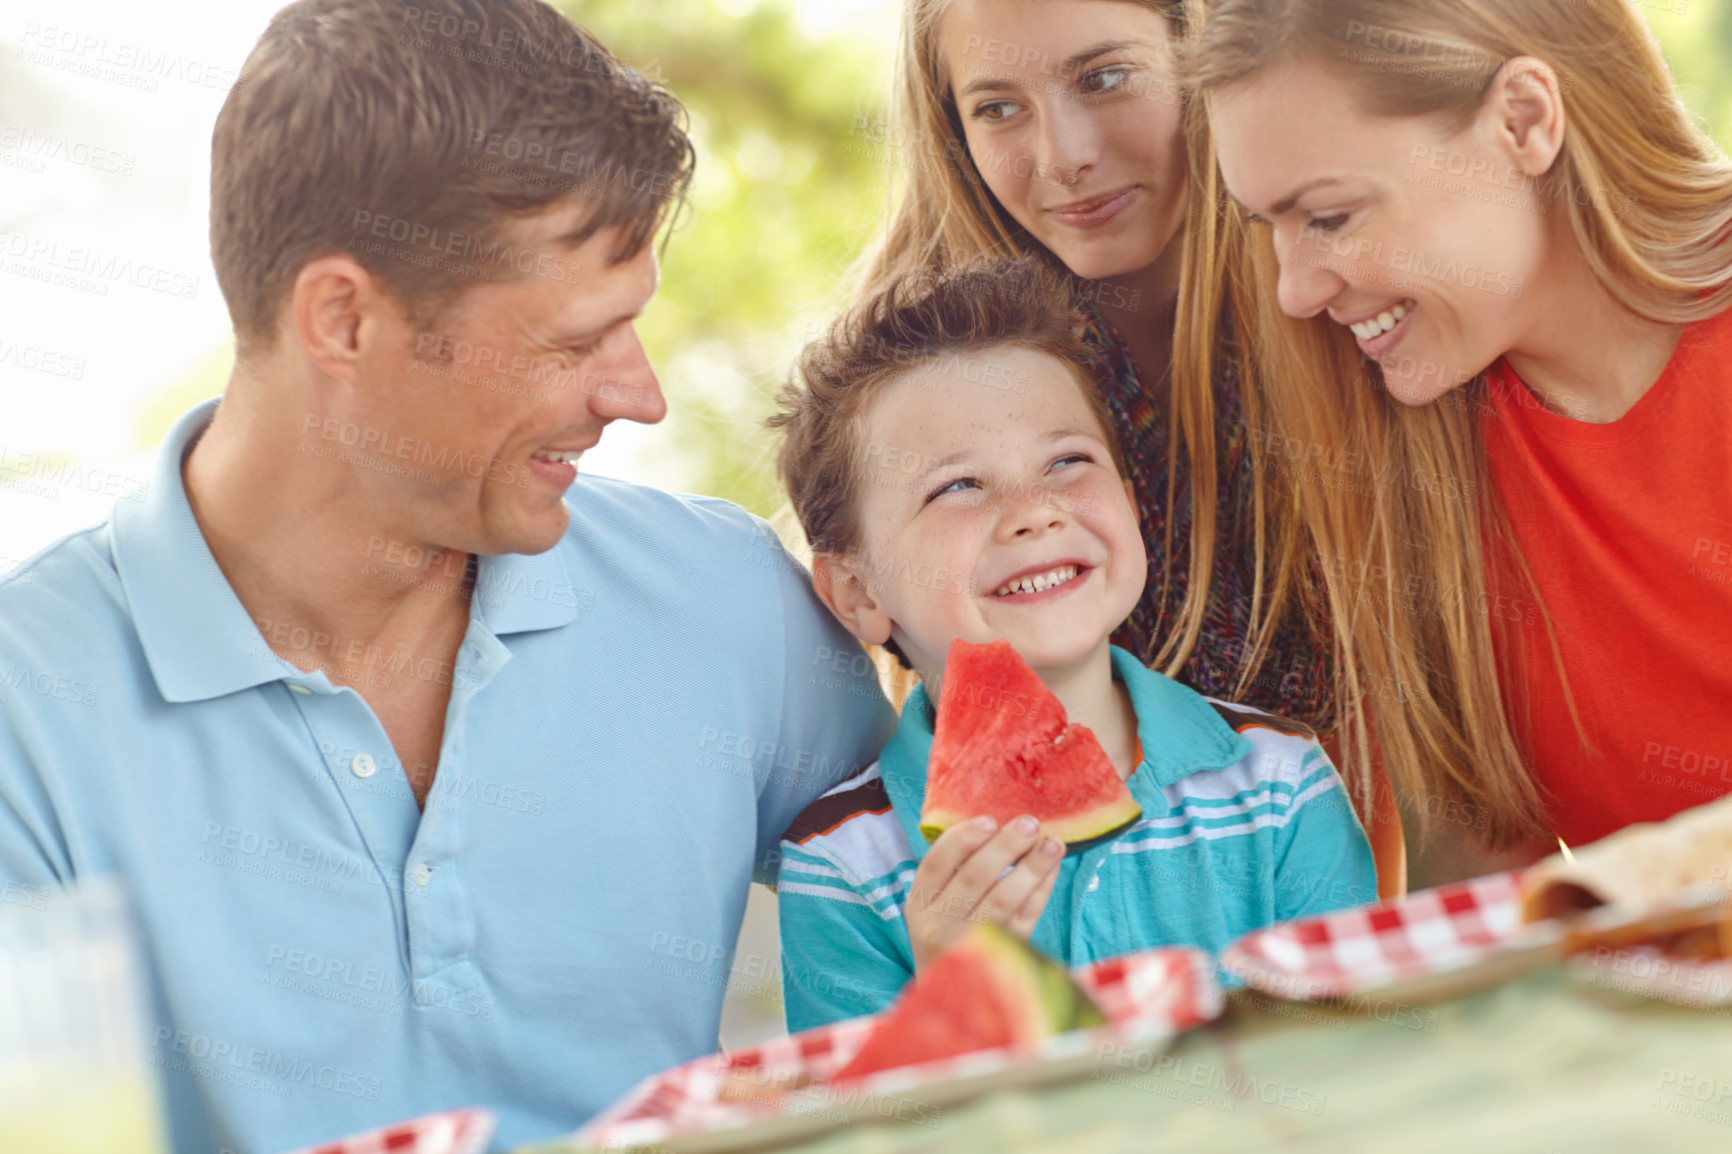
[0, 1, 892, 1150]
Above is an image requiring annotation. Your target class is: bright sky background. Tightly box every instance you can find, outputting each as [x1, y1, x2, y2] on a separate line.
[0, 0, 895, 572]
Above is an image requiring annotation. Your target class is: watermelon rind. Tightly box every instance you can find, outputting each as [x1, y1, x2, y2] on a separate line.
[917, 800, 1142, 851]
[1034, 956, 1109, 1032]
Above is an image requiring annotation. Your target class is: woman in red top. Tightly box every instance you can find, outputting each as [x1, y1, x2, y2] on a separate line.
[1186, 0, 1732, 882]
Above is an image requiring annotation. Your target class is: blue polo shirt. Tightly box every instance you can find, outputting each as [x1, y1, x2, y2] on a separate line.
[0, 400, 895, 1153]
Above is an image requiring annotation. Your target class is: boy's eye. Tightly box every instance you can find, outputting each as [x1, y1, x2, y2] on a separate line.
[1078, 65, 1131, 97]
[925, 476, 981, 503]
[1049, 452, 1093, 472]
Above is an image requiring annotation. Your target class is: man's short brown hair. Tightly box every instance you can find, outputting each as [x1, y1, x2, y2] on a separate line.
[211, 0, 694, 354]
[770, 257, 1127, 560]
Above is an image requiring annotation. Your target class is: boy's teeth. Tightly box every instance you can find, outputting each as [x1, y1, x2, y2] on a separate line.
[1350, 300, 1411, 340]
[993, 564, 1080, 597]
[532, 449, 584, 464]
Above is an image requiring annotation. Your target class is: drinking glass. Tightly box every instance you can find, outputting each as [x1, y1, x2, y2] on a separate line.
[0, 876, 172, 1153]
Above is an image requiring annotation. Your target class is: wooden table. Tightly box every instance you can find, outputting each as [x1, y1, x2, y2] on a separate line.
[771, 968, 1732, 1154]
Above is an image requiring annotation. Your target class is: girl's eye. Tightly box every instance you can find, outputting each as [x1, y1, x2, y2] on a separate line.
[1244, 211, 1273, 228]
[926, 476, 981, 503]
[1049, 452, 1092, 472]
[972, 100, 1019, 123]
[1079, 66, 1130, 96]
[1305, 213, 1350, 234]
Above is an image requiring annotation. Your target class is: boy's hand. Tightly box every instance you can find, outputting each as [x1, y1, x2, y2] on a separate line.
[905, 814, 1064, 971]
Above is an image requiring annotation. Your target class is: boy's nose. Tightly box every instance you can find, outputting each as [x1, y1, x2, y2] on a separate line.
[997, 485, 1068, 541]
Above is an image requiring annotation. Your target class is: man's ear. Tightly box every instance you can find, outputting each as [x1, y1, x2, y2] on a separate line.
[811, 552, 894, 648]
[1478, 55, 1566, 179]
[290, 254, 395, 383]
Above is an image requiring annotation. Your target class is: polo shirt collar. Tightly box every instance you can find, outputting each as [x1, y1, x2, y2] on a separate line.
[470, 544, 583, 636]
[876, 645, 1252, 850]
[111, 401, 293, 703]
[112, 400, 581, 704]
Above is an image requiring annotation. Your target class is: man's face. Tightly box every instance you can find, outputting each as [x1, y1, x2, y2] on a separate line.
[348, 202, 666, 556]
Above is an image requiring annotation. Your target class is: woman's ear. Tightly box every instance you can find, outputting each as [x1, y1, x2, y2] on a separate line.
[811, 552, 895, 647]
[1479, 55, 1567, 179]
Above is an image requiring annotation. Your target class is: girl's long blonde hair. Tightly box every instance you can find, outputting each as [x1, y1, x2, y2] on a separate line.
[1181, 0, 1732, 847]
[858, 0, 1309, 695]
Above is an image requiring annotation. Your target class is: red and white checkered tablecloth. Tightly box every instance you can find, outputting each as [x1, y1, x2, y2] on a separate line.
[278, 1107, 496, 1154]
[575, 946, 1219, 1153]
[1223, 869, 1532, 1000]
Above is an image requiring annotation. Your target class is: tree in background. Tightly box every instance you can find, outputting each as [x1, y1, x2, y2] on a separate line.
[1646, 1, 1732, 147]
[561, 0, 894, 519]
[136, 0, 1731, 524]
[565, 0, 1732, 521]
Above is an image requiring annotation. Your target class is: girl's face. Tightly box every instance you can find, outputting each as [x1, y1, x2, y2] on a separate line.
[1209, 58, 1555, 406]
[844, 346, 1146, 680]
[939, 0, 1188, 282]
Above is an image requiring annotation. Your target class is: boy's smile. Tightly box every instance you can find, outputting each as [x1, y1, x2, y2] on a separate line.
[988, 561, 1089, 601]
[829, 344, 1147, 683]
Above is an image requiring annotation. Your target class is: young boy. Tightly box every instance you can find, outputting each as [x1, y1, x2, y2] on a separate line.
[769, 259, 1376, 1031]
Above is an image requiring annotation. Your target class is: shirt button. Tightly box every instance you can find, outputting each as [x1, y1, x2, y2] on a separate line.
[1086, 875, 1101, 893]
[350, 753, 377, 778]
[413, 862, 432, 887]
[287, 684, 311, 695]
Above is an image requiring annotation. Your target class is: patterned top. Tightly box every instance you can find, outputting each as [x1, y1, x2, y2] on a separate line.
[776, 647, 1377, 1031]
[1079, 301, 1337, 732]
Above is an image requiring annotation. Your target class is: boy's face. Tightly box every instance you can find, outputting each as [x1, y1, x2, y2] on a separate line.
[828, 344, 1147, 679]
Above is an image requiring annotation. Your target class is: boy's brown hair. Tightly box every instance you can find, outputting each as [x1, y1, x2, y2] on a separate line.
[770, 257, 1128, 560]
[211, 0, 694, 355]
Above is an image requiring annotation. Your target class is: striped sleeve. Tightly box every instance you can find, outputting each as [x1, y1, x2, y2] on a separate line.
[1203, 699, 1378, 917]
[776, 763, 919, 1032]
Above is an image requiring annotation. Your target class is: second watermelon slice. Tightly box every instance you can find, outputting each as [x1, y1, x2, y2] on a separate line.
[918, 639, 1142, 848]
[829, 923, 1106, 1084]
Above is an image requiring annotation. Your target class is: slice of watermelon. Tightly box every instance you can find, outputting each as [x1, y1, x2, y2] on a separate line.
[919, 639, 1142, 847]
[829, 923, 1105, 1085]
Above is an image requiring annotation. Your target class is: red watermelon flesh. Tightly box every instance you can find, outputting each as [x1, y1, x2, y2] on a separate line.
[919, 639, 1141, 846]
[829, 924, 1104, 1085]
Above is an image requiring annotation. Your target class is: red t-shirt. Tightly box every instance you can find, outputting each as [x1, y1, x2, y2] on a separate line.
[1480, 307, 1732, 847]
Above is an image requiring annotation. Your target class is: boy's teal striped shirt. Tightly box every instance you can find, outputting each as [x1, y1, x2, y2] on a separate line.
[775, 646, 1378, 1031]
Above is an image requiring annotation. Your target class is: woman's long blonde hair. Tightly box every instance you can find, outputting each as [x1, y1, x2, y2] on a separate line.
[857, 0, 1308, 695]
[1181, 0, 1732, 847]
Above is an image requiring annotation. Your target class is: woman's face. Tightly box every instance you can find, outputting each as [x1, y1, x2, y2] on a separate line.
[939, 0, 1188, 282]
[1210, 58, 1554, 406]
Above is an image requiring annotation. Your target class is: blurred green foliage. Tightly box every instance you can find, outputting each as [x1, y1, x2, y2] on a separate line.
[1646, 1, 1732, 153]
[558, 0, 894, 522]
